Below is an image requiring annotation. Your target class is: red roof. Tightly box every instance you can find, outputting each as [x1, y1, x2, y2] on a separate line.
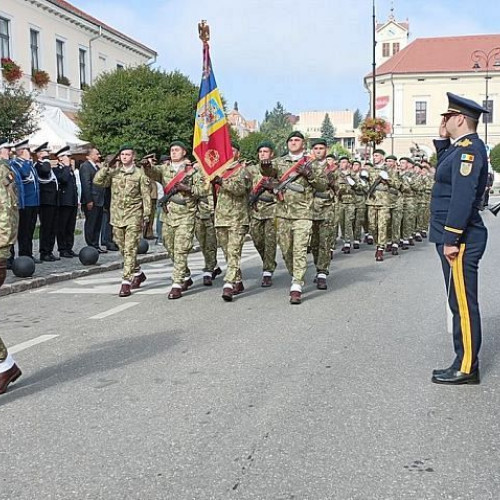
[375, 34, 500, 76]
[47, 0, 156, 56]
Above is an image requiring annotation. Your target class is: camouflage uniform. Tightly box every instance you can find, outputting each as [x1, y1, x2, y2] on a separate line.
[400, 170, 417, 243]
[261, 154, 327, 288]
[195, 189, 218, 277]
[353, 169, 370, 243]
[336, 171, 357, 248]
[147, 160, 207, 288]
[389, 170, 404, 248]
[310, 159, 335, 275]
[214, 162, 251, 285]
[0, 157, 19, 366]
[144, 178, 158, 239]
[94, 163, 151, 282]
[247, 163, 277, 276]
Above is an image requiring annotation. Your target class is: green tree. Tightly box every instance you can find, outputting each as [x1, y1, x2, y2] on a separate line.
[0, 83, 39, 141]
[77, 65, 198, 156]
[260, 102, 293, 155]
[329, 142, 351, 158]
[320, 113, 336, 145]
[239, 131, 268, 162]
[490, 143, 500, 173]
[353, 108, 363, 128]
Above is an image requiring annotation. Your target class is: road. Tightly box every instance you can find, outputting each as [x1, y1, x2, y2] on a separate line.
[1, 212, 500, 500]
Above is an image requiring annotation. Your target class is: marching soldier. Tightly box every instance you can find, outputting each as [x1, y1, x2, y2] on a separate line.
[213, 143, 251, 302]
[363, 161, 375, 245]
[261, 131, 327, 304]
[336, 156, 357, 254]
[399, 157, 417, 249]
[34, 142, 60, 262]
[309, 138, 335, 290]
[248, 140, 278, 287]
[386, 155, 403, 255]
[420, 160, 434, 238]
[94, 145, 151, 297]
[326, 154, 340, 253]
[141, 154, 159, 240]
[0, 137, 22, 394]
[352, 160, 369, 248]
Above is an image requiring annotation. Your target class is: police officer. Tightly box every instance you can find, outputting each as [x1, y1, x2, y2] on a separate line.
[430, 92, 489, 385]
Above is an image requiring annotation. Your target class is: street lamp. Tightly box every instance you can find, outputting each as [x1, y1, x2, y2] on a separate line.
[471, 47, 500, 145]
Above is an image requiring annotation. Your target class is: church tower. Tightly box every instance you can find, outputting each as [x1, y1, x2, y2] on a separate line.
[375, 3, 410, 66]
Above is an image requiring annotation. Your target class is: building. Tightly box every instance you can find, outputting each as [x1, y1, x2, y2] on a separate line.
[293, 110, 357, 152]
[365, 33, 500, 157]
[0, 0, 157, 114]
[226, 102, 259, 138]
[375, 12, 409, 66]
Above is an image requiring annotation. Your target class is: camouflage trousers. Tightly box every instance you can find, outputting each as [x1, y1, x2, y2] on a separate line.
[250, 217, 277, 273]
[332, 203, 340, 249]
[402, 201, 416, 240]
[353, 204, 367, 242]
[416, 202, 428, 232]
[0, 337, 7, 362]
[338, 203, 355, 243]
[216, 225, 248, 283]
[195, 217, 218, 273]
[311, 219, 334, 275]
[163, 222, 195, 285]
[391, 206, 403, 243]
[277, 218, 313, 286]
[367, 206, 391, 248]
[144, 199, 157, 239]
[113, 224, 142, 282]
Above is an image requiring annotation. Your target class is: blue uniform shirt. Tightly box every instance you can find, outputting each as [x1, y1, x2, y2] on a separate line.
[10, 156, 40, 207]
[430, 132, 488, 246]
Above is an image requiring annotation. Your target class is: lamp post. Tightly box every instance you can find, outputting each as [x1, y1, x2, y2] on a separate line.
[372, 0, 377, 119]
[471, 47, 500, 145]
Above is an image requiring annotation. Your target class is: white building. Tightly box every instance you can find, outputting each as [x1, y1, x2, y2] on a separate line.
[0, 0, 157, 113]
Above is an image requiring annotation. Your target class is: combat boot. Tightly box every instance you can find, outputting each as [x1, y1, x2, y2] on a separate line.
[353, 240, 360, 250]
[261, 275, 272, 287]
[342, 243, 351, 254]
[211, 267, 222, 280]
[233, 281, 245, 295]
[168, 286, 182, 299]
[385, 243, 392, 253]
[366, 235, 374, 245]
[131, 271, 147, 289]
[316, 278, 327, 290]
[391, 243, 399, 256]
[414, 232, 423, 242]
[375, 248, 384, 262]
[0, 362, 22, 395]
[421, 230, 427, 238]
[203, 274, 213, 286]
[408, 237, 415, 246]
[119, 282, 132, 297]
[181, 277, 193, 291]
[222, 283, 233, 302]
[401, 240, 410, 250]
[0, 259, 6, 287]
[289, 291, 302, 305]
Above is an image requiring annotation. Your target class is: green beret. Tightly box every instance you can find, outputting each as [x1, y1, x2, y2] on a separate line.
[364, 161, 373, 167]
[373, 149, 386, 156]
[231, 141, 240, 151]
[170, 140, 188, 151]
[326, 154, 336, 159]
[256, 140, 275, 152]
[386, 155, 397, 161]
[352, 160, 361, 166]
[310, 138, 327, 147]
[119, 144, 134, 153]
[399, 156, 414, 164]
[338, 156, 350, 162]
[287, 131, 305, 142]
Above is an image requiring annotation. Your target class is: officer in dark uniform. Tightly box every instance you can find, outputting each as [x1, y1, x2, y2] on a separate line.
[430, 92, 489, 385]
[34, 142, 60, 262]
[54, 146, 78, 258]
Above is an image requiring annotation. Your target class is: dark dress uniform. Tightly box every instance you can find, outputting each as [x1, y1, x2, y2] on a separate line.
[430, 93, 489, 384]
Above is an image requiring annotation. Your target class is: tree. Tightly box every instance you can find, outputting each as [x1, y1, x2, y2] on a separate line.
[239, 131, 268, 162]
[77, 65, 199, 156]
[353, 108, 363, 129]
[0, 83, 39, 142]
[490, 143, 500, 173]
[260, 102, 293, 155]
[320, 113, 336, 145]
[329, 142, 351, 159]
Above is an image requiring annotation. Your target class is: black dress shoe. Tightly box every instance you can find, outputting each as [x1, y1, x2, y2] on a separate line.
[69, 250, 77, 257]
[432, 365, 454, 376]
[60, 251, 73, 258]
[106, 243, 119, 251]
[97, 247, 108, 254]
[431, 367, 480, 385]
[50, 253, 61, 261]
[40, 254, 55, 262]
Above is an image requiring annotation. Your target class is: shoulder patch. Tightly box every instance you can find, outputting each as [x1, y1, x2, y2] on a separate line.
[461, 153, 475, 162]
[457, 138, 473, 147]
[460, 162, 473, 176]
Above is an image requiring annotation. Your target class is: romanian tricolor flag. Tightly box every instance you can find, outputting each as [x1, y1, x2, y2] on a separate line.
[193, 41, 234, 180]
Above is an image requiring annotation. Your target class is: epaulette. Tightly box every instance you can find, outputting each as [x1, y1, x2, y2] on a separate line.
[456, 138, 473, 148]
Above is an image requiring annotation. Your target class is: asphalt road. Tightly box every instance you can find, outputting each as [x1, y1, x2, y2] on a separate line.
[1, 211, 500, 500]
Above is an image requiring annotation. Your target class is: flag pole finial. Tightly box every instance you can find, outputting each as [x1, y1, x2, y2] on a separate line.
[198, 20, 210, 43]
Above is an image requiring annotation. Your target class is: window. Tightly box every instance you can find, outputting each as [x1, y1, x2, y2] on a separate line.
[79, 48, 87, 87]
[483, 100, 493, 124]
[392, 42, 400, 55]
[382, 43, 390, 57]
[415, 101, 427, 125]
[56, 39, 65, 79]
[30, 29, 40, 72]
[0, 17, 10, 59]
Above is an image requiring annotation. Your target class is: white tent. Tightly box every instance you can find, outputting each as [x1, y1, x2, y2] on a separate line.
[29, 106, 89, 153]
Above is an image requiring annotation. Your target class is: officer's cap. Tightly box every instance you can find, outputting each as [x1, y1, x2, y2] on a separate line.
[287, 131, 305, 142]
[33, 142, 50, 154]
[0, 137, 12, 149]
[170, 140, 188, 152]
[256, 140, 275, 152]
[55, 145, 71, 158]
[442, 92, 489, 121]
[373, 149, 385, 156]
[13, 139, 30, 151]
[118, 144, 134, 153]
[310, 138, 327, 148]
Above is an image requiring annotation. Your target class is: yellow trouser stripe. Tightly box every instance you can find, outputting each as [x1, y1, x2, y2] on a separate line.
[452, 244, 472, 373]
[444, 225, 463, 234]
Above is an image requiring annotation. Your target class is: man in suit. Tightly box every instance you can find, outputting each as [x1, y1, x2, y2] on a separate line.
[80, 147, 107, 253]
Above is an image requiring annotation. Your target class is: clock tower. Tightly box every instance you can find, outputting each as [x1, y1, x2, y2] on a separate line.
[375, 6, 410, 66]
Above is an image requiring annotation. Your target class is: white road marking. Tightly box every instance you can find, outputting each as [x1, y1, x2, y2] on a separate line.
[9, 334, 59, 354]
[89, 302, 140, 320]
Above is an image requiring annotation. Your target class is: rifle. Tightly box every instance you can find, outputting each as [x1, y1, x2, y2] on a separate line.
[158, 164, 195, 206]
[273, 156, 313, 201]
[366, 175, 383, 199]
[248, 176, 273, 207]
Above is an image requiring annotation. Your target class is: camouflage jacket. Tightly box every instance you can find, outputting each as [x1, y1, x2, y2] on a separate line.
[247, 163, 276, 221]
[399, 171, 417, 200]
[336, 170, 358, 204]
[365, 165, 401, 208]
[0, 159, 19, 255]
[94, 163, 151, 227]
[353, 171, 370, 208]
[312, 160, 335, 221]
[261, 153, 327, 220]
[146, 160, 208, 227]
[214, 162, 252, 227]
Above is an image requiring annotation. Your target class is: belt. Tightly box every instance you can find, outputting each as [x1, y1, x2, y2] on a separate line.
[169, 195, 187, 205]
[258, 195, 275, 203]
[314, 191, 330, 200]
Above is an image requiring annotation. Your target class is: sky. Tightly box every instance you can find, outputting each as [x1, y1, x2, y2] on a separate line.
[71, 0, 500, 122]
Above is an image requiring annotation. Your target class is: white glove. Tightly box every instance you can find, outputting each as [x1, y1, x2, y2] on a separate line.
[379, 170, 389, 181]
[347, 176, 356, 186]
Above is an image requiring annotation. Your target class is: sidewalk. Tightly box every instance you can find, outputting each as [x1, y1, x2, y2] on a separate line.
[1, 218, 170, 297]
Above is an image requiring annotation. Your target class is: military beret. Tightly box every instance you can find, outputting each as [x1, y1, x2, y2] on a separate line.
[0, 137, 11, 149]
[364, 161, 374, 167]
[231, 141, 240, 151]
[373, 149, 385, 156]
[287, 131, 305, 142]
[442, 92, 489, 121]
[352, 160, 361, 166]
[326, 154, 336, 159]
[170, 140, 188, 151]
[338, 156, 350, 162]
[399, 156, 414, 164]
[119, 144, 134, 153]
[385, 155, 397, 161]
[55, 145, 71, 157]
[310, 138, 327, 147]
[256, 140, 275, 152]
[33, 142, 50, 154]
